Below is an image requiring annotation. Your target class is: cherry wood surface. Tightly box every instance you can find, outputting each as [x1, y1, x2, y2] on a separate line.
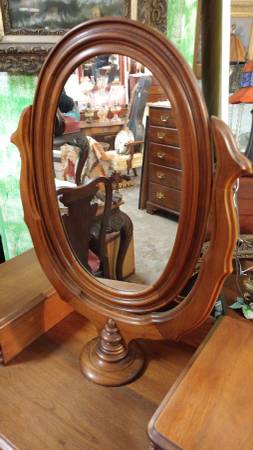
[238, 174, 253, 234]
[149, 316, 253, 450]
[0, 312, 194, 450]
[0, 249, 73, 363]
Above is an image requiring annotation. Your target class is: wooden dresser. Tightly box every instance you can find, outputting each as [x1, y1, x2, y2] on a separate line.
[145, 104, 182, 215]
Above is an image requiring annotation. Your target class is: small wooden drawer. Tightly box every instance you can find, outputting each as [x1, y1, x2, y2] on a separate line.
[149, 143, 181, 169]
[149, 182, 181, 212]
[149, 126, 179, 146]
[149, 107, 176, 128]
[149, 163, 182, 190]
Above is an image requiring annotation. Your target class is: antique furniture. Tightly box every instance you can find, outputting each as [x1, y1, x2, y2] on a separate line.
[57, 177, 113, 278]
[148, 316, 253, 450]
[0, 248, 73, 363]
[80, 118, 124, 148]
[12, 17, 252, 387]
[144, 103, 182, 215]
[238, 174, 253, 234]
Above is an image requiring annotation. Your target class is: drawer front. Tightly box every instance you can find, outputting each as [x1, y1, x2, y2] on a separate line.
[149, 163, 182, 190]
[149, 143, 181, 169]
[149, 107, 176, 128]
[149, 182, 181, 212]
[149, 125, 179, 146]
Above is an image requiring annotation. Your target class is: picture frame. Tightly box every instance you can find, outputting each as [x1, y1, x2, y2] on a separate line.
[0, 0, 130, 73]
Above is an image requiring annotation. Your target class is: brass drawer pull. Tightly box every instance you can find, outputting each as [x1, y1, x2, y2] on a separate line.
[156, 171, 166, 180]
[156, 192, 165, 200]
[160, 114, 169, 122]
[157, 131, 166, 139]
[156, 152, 166, 159]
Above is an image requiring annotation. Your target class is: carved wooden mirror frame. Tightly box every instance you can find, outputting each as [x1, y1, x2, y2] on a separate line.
[12, 18, 251, 386]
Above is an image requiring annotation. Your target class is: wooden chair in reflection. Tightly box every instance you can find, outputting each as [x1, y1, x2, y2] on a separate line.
[58, 135, 135, 280]
[57, 177, 114, 278]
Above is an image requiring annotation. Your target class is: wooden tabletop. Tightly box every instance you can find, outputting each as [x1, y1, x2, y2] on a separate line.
[79, 119, 125, 129]
[149, 315, 253, 450]
[0, 312, 194, 450]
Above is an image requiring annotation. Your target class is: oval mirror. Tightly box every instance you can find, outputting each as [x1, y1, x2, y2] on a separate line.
[18, 17, 214, 313]
[13, 17, 250, 386]
[53, 54, 180, 290]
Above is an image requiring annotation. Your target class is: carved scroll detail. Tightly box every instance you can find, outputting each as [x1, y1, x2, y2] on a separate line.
[138, 0, 167, 33]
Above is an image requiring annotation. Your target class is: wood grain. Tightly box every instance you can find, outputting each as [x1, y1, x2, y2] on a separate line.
[0, 312, 194, 450]
[149, 316, 253, 450]
[0, 249, 73, 363]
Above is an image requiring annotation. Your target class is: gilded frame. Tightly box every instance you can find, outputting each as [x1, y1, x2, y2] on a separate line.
[0, 0, 130, 73]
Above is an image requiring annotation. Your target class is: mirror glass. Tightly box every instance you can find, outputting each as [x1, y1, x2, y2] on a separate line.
[52, 54, 182, 290]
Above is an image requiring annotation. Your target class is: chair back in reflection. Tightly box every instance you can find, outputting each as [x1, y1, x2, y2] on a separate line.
[106, 75, 152, 178]
[57, 177, 112, 278]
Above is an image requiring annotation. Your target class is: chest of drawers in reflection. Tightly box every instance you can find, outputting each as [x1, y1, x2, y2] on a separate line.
[146, 104, 181, 215]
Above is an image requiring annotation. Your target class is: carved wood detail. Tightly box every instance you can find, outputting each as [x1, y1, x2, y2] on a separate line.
[138, 0, 167, 34]
[80, 318, 144, 386]
[0, 46, 50, 73]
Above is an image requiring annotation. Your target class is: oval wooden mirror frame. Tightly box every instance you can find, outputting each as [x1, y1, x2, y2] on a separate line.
[12, 18, 252, 386]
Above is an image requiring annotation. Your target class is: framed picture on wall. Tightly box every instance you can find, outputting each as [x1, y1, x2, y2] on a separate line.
[0, 0, 130, 35]
[0, 0, 130, 73]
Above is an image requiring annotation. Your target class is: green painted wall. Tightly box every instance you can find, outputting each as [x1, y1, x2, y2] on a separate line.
[0, 73, 36, 259]
[167, 0, 198, 66]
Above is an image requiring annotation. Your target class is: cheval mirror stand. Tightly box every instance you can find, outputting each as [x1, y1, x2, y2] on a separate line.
[10, 17, 253, 450]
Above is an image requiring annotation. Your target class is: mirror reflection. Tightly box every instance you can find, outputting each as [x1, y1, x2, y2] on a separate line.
[53, 54, 181, 289]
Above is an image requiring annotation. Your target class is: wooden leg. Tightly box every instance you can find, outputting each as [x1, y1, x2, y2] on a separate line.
[146, 203, 157, 215]
[107, 209, 133, 281]
[80, 318, 144, 386]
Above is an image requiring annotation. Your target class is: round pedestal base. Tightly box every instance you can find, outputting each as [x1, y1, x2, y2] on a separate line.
[80, 337, 145, 386]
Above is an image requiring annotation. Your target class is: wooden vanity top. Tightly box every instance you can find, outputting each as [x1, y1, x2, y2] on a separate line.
[149, 315, 253, 450]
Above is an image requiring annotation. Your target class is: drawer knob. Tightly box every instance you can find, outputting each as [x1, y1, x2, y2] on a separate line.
[157, 131, 166, 139]
[156, 192, 165, 200]
[156, 152, 166, 159]
[156, 171, 166, 180]
[160, 114, 169, 122]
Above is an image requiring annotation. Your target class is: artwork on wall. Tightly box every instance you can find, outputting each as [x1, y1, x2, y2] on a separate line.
[0, 0, 130, 73]
[1, 0, 129, 34]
